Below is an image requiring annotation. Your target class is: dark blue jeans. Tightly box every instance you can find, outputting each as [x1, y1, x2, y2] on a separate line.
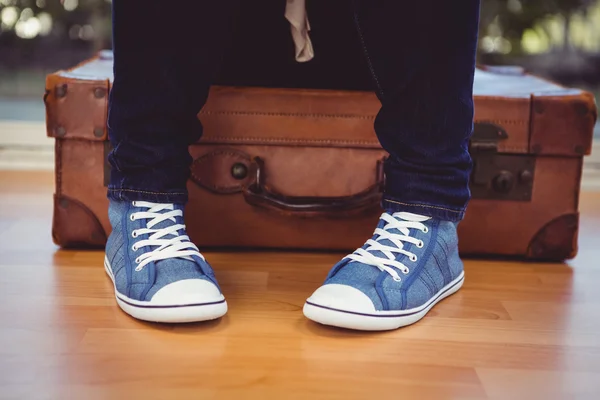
[107, 0, 480, 222]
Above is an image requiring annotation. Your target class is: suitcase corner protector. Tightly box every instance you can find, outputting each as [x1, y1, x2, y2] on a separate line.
[52, 194, 107, 248]
[526, 213, 579, 261]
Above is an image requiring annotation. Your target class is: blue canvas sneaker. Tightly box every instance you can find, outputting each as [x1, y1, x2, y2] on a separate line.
[104, 200, 227, 323]
[303, 211, 464, 331]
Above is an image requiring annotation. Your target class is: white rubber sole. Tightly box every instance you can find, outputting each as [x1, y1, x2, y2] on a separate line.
[303, 272, 464, 331]
[104, 257, 228, 323]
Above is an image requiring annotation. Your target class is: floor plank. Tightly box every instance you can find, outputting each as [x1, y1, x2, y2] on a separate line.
[0, 170, 599, 399]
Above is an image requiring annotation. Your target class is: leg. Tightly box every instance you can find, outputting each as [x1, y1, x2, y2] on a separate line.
[108, 0, 239, 204]
[354, 0, 479, 221]
[304, 0, 480, 330]
[105, 1, 239, 323]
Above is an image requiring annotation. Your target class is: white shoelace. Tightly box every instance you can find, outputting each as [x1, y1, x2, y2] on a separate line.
[344, 212, 430, 282]
[129, 201, 204, 271]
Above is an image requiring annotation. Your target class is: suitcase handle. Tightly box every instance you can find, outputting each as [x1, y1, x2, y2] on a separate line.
[243, 157, 384, 216]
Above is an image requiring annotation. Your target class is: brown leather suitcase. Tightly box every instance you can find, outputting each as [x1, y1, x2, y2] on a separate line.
[44, 51, 596, 260]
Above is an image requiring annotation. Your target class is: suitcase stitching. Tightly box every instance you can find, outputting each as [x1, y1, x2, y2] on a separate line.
[202, 110, 529, 127]
[189, 168, 243, 193]
[201, 110, 376, 120]
[201, 136, 379, 146]
[200, 137, 528, 152]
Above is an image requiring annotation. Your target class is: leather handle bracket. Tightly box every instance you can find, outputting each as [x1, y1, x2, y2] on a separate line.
[243, 157, 385, 217]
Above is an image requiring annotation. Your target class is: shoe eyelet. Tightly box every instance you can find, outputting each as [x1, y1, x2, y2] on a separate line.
[131, 201, 137, 206]
[129, 214, 135, 221]
[393, 276, 402, 282]
[131, 244, 137, 251]
[135, 257, 141, 264]
[417, 241, 424, 248]
[131, 230, 138, 238]
[410, 255, 418, 262]
[403, 268, 410, 274]
[422, 227, 429, 233]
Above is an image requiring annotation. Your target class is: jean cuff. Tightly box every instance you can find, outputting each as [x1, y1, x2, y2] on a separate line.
[107, 187, 188, 204]
[382, 196, 465, 222]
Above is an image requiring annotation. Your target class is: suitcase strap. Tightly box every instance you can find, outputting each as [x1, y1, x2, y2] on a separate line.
[243, 157, 385, 217]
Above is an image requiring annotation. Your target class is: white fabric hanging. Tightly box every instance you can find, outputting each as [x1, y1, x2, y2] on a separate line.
[284, 0, 314, 62]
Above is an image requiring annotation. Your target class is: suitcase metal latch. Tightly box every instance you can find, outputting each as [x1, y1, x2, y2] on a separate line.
[470, 122, 535, 201]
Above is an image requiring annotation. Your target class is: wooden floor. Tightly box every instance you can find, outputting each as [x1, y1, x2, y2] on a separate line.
[1, 171, 600, 400]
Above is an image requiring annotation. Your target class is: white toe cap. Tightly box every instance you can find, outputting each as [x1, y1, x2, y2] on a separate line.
[150, 279, 223, 306]
[306, 284, 376, 313]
